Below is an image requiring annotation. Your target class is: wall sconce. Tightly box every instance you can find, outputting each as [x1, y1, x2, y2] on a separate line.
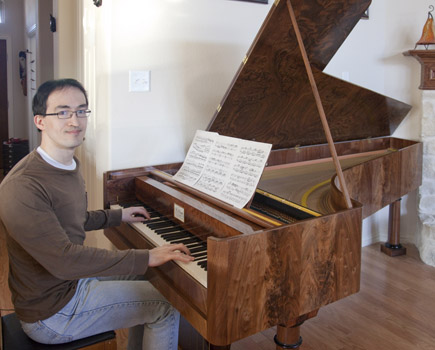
[415, 5, 435, 49]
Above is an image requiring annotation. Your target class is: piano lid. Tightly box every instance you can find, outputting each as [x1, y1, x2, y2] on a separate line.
[207, 0, 411, 151]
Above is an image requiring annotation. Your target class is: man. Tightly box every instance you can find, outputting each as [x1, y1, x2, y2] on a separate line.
[0, 78, 194, 349]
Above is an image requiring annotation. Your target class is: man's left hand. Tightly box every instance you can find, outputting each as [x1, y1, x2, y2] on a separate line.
[121, 206, 150, 222]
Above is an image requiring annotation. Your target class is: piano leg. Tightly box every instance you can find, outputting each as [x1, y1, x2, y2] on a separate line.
[274, 310, 318, 350]
[381, 198, 407, 257]
[275, 326, 302, 349]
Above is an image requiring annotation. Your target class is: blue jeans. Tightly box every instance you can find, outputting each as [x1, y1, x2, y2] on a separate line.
[20, 276, 180, 350]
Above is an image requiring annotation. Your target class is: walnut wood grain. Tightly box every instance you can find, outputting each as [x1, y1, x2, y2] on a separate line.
[207, 0, 410, 151]
[205, 204, 362, 346]
[135, 176, 262, 238]
[103, 163, 182, 208]
[104, 186, 362, 347]
[149, 170, 275, 229]
[102, 134, 422, 346]
[381, 199, 407, 257]
[404, 50, 435, 90]
[261, 137, 422, 219]
[337, 140, 422, 218]
[266, 137, 417, 166]
[285, 0, 352, 209]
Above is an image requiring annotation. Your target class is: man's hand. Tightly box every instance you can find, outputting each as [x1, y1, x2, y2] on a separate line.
[121, 206, 150, 222]
[149, 243, 195, 267]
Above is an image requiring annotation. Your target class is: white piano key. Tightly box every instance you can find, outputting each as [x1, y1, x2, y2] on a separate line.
[112, 204, 207, 288]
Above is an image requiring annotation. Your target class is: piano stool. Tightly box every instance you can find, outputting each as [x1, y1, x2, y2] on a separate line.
[0, 312, 117, 350]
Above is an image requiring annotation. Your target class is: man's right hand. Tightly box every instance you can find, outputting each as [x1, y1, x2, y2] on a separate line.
[148, 243, 194, 267]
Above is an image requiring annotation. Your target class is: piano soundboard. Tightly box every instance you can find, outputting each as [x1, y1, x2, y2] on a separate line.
[111, 203, 208, 288]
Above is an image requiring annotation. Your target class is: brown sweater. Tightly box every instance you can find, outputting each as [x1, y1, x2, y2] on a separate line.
[0, 150, 149, 322]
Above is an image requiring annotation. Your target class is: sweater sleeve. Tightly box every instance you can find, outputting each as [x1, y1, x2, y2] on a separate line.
[0, 179, 149, 279]
[84, 208, 122, 231]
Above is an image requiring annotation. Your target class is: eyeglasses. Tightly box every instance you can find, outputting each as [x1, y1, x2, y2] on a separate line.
[43, 109, 91, 119]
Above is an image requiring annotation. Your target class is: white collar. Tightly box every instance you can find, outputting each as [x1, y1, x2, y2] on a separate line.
[37, 147, 77, 170]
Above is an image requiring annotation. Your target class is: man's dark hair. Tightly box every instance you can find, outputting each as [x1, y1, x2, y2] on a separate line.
[32, 79, 89, 116]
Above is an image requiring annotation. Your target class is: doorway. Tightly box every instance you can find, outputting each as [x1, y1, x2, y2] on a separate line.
[0, 39, 8, 170]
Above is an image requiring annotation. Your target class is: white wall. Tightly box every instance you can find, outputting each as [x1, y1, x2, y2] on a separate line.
[78, 0, 428, 249]
[108, 0, 273, 169]
[324, 0, 425, 138]
[324, 0, 429, 246]
[80, 0, 275, 248]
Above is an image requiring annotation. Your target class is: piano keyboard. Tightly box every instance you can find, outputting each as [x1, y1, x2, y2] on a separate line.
[111, 203, 208, 288]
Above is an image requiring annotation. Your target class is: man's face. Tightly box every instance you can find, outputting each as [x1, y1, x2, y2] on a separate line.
[35, 87, 88, 152]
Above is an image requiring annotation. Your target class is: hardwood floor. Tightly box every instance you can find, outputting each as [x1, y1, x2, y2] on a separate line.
[1, 189, 434, 350]
[231, 244, 435, 350]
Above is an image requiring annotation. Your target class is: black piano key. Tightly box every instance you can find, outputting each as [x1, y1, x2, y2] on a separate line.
[147, 221, 174, 230]
[145, 217, 167, 224]
[157, 230, 186, 238]
[121, 202, 160, 218]
[198, 261, 207, 270]
[146, 217, 170, 225]
[155, 226, 183, 234]
[165, 233, 195, 240]
[189, 246, 207, 254]
[161, 232, 191, 240]
[170, 238, 201, 245]
[176, 241, 201, 250]
[192, 252, 207, 259]
[121, 200, 210, 276]
[184, 243, 205, 251]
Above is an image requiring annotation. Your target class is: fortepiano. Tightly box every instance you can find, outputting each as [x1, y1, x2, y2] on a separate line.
[103, 0, 422, 348]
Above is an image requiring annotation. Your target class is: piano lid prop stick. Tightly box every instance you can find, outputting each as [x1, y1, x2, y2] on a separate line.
[149, 169, 278, 229]
[286, 0, 353, 210]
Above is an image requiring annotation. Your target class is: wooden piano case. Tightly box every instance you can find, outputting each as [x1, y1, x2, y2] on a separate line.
[104, 166, 363, 347]
[103, 0, 422, 348]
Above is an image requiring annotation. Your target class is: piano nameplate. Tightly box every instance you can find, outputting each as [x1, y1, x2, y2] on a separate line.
[174, 203, 185, 222]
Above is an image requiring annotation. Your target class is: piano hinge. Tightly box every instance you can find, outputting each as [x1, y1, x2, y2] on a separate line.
[217, 104, 222, 113]
[295, 144, 301, 152]
[274, 0, 280, 6]
[242, 55, 248, 65]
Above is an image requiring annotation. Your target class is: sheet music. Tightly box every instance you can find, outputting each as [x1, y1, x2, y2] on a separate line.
[172, 131, 218, 186]
[173, 130, 272, 209]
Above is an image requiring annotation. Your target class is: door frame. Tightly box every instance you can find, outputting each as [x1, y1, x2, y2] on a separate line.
[0, 35, 14, 138]
[26, 28, 39, 151]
